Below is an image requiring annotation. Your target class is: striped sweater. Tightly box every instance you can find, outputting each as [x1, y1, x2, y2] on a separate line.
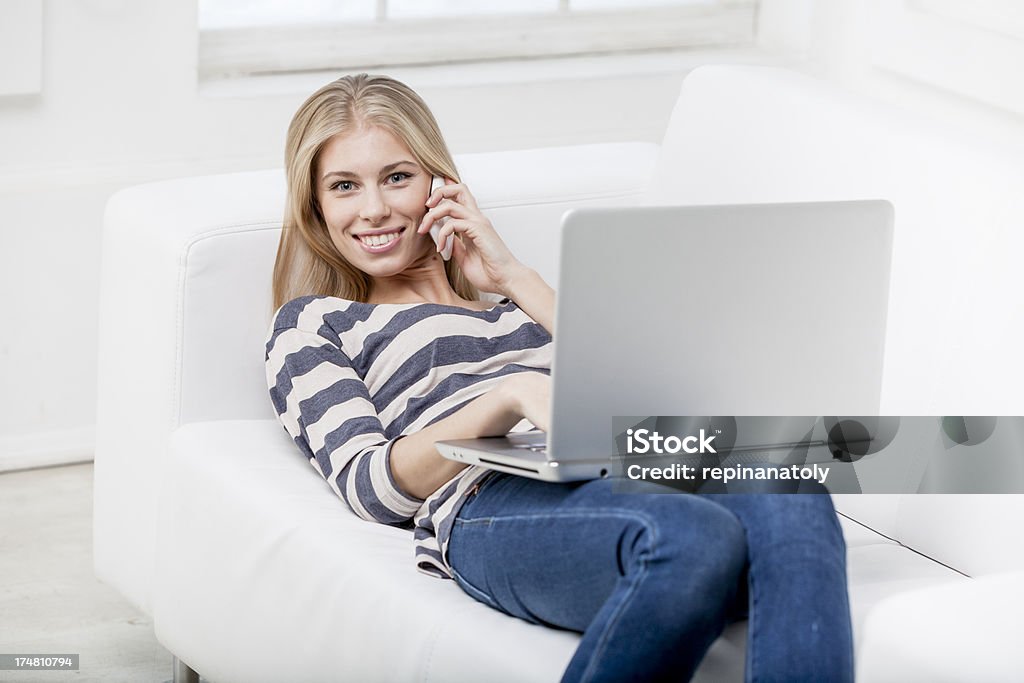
[264, 294, 553, 578]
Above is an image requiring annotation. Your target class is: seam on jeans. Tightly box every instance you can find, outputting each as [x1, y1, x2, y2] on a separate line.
[457, 509, 659, 525]
[454, 508, 663, 650]
[747, 559, 759, 683]
[454, 472, 502, 525]
[575, 511, 658, 683]
[449, 562, 500, 611]
[449, 520, 499, 610]
[580, 558, 648, 683]
[455, 517, 495, 527]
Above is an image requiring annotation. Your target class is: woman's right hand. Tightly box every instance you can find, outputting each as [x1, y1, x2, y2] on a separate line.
[420, 178, 557, 335]
[500, 372, 552, 433]
[418, 179, 528, 297]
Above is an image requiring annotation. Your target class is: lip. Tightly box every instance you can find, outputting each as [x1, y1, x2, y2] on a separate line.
[353, 227, 405, 254]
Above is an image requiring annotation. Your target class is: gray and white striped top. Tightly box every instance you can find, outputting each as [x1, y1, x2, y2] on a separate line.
[264, 294, 553, 578]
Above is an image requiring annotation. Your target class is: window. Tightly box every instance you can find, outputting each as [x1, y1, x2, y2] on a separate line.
[198, 0, 758, 80]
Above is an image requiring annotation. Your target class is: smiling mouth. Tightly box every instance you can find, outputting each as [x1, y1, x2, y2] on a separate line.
[355, 228, 405, 249]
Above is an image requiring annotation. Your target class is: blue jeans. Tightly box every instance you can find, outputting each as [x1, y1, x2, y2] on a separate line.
[447, 473, 853, 683]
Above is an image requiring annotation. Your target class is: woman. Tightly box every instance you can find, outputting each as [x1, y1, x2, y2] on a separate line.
[265, 74, 854, 683]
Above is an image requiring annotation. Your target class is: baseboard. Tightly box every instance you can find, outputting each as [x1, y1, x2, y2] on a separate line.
[0, 427, 95, 473]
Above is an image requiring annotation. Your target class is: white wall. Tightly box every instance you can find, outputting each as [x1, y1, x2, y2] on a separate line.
[2, 0, 1022, 470]
[0, 0, 778, 471]
[760, 0, 1024, 149]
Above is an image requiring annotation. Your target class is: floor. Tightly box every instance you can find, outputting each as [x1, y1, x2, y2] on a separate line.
[0, 463, 181, 683]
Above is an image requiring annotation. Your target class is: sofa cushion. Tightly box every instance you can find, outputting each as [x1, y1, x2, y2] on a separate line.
[154, 419, 965, 682]
[856, 571, 1024, 682]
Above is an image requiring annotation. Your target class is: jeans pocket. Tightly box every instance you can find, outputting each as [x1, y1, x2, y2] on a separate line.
[450, 563, 501, 612]
[461, 471, 503, 511]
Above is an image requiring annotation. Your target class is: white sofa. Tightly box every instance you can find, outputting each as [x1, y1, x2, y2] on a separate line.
[94, 66, 1024, 682]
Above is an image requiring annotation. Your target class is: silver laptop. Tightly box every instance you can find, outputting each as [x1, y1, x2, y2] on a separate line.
[434, 200, 894, 481]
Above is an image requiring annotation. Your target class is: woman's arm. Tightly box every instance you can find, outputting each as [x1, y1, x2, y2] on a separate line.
[497, 265, 555, 336]
[389, 372, 551, 499]
[267, 322, 427, 524]
[269, 306, 552, 513]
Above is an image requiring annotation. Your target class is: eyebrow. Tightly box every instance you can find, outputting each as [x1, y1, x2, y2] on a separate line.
[321, 160, 417, 182]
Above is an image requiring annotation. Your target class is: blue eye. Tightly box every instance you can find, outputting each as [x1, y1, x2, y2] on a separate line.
[332, 180, 354, 192]
[387, 172, 411, 184]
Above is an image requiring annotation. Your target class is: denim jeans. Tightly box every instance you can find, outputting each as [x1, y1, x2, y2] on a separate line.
[447, 473, 853, 683]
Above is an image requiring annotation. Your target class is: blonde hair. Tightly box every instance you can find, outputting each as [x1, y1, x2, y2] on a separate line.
[272, 73, 478, 311]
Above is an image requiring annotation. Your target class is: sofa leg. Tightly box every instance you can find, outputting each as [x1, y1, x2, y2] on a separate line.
[173, 655, 200, 683]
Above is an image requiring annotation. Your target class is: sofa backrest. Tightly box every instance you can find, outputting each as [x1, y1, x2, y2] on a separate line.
[643, 65, 1024, 575]
[101, 143, 658, 429]
[181, 143, 658, 425]
[643, 65, 1024, 417]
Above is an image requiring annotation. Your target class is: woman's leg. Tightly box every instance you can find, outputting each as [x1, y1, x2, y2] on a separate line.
[447, 474, 749, 683]
[698, 484, 854, 683]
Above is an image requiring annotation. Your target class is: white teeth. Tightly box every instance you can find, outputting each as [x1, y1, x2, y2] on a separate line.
[360, 232, 399, 247]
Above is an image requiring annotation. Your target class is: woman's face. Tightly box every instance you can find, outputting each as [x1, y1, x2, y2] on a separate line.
[315, 125, 436, 277]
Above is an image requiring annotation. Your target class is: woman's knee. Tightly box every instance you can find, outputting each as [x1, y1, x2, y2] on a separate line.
[558, 484, 750, 593]
[740, 492, 846, 552]
[637, 497, 748, 581]
[616, 499, 748, 632]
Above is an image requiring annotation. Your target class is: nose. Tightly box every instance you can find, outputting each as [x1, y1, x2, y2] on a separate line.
[359, 186, 391, 224]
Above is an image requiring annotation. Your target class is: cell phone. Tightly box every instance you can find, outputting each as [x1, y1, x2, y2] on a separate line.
[429, 175, 454, 261]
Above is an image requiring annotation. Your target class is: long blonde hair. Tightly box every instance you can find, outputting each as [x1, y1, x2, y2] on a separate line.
[272, 74, 478, 311]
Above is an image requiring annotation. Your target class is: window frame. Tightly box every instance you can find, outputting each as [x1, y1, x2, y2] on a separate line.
[0, 0, 43, 95]
[198, 0, 758, 80]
